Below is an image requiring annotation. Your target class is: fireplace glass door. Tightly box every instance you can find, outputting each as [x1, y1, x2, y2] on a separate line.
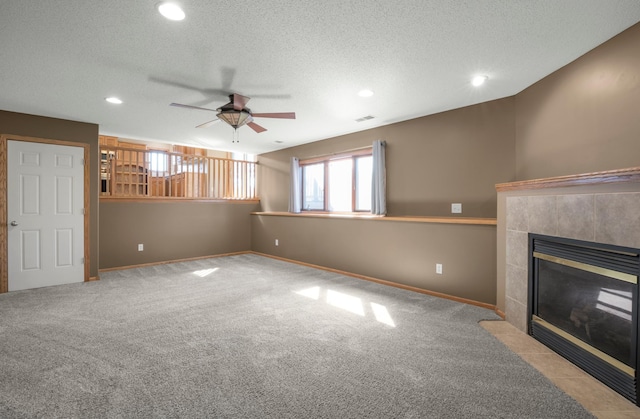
[536, 256, 634, 366]
[530, 234, 640, 404]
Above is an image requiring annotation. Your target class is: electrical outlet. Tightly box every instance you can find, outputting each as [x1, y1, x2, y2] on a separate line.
[138, 243, 144, 251]
[436, 263, 443, 274]
[275, 239, 279, 246]
[451, 203, 462, 214]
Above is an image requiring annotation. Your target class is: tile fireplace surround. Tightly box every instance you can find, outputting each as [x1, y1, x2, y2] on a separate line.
[496, 166, 640, 332]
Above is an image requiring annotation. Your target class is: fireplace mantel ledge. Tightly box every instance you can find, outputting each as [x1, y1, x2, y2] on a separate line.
[496, 166, 640, 192]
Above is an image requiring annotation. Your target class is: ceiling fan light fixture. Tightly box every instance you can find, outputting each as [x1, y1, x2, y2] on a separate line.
[358, 89, 374, 98]
[105, 97, 123, 104]
[471, 75, 488, 87]
[157, 2, 185, 21]
[217, 110, 252, 129]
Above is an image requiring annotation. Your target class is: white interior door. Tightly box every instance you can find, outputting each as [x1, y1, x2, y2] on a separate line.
[7, 140, 84, 291]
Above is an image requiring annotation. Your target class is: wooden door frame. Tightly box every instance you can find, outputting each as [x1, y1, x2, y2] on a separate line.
[0, 134, 91, 293]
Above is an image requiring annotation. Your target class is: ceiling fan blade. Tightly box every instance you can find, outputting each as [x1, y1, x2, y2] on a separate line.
[150, 76, 231, 103]
[170, 103, 217, 112]
[232, 93, 250, 110]
[200, 88, 230, 98]
[220, 67, 235, 92]
[196, 119, 220, 128]
[252, 112, 296, 119]
[188, 97, 225, 108]
[249, 94, 292, 99]
[247, 121, 267, 133]
[149, 76, 204, 93]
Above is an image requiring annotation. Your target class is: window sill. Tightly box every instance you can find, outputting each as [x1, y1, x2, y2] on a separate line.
[251, 211, 496, 225]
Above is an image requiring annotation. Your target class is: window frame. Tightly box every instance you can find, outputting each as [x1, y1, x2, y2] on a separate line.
[299, 148, 373, 213]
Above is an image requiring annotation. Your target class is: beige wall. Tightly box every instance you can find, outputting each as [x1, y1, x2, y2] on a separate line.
[256, 97, 514, 305]
[99, 201, 259, 269]
[259, 97, 516, 218]
[515, 22, 640, 181]
[493, 22, 640, 311]
[0, 110, 100, 278]
[252, 215, 497, 304]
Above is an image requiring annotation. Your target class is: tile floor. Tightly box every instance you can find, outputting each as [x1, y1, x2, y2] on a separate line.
[480, 320, 640, 418]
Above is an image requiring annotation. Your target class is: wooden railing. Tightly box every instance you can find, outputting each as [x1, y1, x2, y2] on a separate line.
[100, 146, 257, 200]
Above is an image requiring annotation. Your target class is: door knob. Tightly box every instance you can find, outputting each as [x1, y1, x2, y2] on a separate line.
[10, 221, 18, 226]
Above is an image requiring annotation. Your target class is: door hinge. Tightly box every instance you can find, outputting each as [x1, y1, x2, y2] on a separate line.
[81, 158, 85, 165]
[81, 208, 85, 215]
[81, 257, 85, 264]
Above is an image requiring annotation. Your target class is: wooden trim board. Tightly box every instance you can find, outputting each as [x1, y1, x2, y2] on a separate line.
[100, 197, 260, 204]
[0, 138, 7, 293]
[496, 166, 640, 192]
[97, 251, 250, 272]
[252, 211, 496, 226]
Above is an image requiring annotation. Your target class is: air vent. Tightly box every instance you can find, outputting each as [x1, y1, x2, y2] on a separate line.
[355, 115, 375, 123]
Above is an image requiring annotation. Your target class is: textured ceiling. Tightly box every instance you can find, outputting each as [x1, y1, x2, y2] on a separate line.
[1, 1, 639, 155]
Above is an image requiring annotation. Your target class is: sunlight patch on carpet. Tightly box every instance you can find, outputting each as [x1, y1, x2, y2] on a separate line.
[295, 286, 320, 300]
[192, 268, 219, 277]
[327, 290, 365, 316]
[371, 302, 395, 327]
[295, 286, 396, 327]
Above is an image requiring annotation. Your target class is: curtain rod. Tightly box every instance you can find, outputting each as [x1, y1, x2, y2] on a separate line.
[301, 142, 384, 160]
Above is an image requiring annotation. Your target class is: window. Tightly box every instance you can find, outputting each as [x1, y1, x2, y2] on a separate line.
[300, 150, 372, 212]
[232, 152, 256, 162]
[302, 163, 324, 210]
[148, 151, 168, 175]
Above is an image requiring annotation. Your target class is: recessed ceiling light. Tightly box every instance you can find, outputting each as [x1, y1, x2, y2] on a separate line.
[358, 89, 374, 98]
[105, 97, 123, 104]
[471, 75, 488, 87]
[157, 2, 185, 21]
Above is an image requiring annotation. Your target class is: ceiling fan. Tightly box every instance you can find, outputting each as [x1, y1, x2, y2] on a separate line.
[170, 93, 295, 133]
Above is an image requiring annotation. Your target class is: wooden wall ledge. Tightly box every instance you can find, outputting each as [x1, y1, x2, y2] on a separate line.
[252, 212, 496, 226]
[496, 166, 640, 192]
[100, 197, 260, 203]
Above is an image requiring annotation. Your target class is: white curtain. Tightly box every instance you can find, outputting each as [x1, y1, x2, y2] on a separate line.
[288, 157, 302, 213]
[371, 140, 387, 215]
